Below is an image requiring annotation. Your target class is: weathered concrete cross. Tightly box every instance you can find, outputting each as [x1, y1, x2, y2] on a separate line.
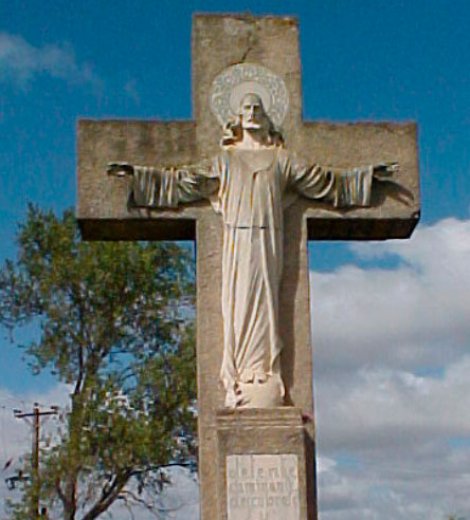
[77, 14, 420, 520]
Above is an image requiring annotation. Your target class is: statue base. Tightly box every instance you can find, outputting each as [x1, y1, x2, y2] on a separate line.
[215, 407, 317, 520]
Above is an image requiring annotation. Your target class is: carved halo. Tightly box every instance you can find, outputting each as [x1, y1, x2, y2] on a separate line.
[210, 63, 290, 128]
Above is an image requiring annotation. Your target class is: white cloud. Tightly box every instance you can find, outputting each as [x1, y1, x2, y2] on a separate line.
[311, 217, 470, 375]
[0, 32, 101, 89]
[311, 218, 470, 519]
[318, 359, 470, 451]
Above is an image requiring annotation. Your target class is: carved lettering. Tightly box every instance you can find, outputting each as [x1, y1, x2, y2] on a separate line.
[226, 454, 300, 520]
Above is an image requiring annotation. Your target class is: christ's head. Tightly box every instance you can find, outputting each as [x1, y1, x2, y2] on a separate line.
[221, 92, 284, 147]
[238, 94, 269, 131]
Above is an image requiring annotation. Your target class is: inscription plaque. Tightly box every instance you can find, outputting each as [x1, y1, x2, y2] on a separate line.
[226, 454, 300, 520]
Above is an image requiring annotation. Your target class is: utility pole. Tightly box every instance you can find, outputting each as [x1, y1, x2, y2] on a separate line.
[14, 404, 58, 520]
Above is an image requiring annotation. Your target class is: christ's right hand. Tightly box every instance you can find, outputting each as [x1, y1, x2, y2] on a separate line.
[107, 162, 134, 176]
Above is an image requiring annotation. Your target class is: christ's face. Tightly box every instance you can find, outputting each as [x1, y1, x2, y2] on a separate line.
[239, 94, 268, 131]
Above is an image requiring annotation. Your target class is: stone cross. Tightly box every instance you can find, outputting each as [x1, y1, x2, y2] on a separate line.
[77, 14, 420, 520]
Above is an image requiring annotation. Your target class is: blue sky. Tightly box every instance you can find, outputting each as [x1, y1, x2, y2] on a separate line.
[1, 1, 470, 518]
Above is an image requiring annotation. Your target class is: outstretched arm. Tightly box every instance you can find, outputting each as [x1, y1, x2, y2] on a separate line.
[286, 153, 400, 208]
[107, 161, 219, 208]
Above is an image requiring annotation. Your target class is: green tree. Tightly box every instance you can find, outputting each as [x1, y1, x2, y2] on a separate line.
[0, 206, 197, 519]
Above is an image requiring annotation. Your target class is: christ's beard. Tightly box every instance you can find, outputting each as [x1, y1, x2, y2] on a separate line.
[242, 121, 263, 130]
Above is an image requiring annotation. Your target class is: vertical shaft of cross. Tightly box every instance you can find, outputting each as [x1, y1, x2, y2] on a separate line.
[191, 16, 318, 519]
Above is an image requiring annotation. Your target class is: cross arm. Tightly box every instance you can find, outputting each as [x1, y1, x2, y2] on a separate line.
[77, 119, 206, 241]
[293, 121, 420, 240]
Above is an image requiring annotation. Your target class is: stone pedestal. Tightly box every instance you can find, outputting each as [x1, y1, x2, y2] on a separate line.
[216, 408, 316, 520]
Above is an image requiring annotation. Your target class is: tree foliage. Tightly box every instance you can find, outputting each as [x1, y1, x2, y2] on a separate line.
[0, 206, 197, 519]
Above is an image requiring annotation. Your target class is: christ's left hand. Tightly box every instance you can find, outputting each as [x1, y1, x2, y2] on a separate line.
[373, 162, 399, 180]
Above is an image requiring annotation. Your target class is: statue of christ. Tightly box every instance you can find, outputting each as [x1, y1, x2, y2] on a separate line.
[108, 92, 396, 408]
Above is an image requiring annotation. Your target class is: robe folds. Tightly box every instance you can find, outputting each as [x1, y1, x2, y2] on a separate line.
[131, 147, 373, 407]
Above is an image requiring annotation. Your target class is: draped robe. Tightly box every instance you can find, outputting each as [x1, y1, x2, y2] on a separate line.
[131, 146, 373, 407]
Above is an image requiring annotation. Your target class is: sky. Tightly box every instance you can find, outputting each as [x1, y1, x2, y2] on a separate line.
[1, 0, 470, 518]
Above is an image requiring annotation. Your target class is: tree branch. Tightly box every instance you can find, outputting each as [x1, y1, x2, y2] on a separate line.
[81, 469, 133, 520]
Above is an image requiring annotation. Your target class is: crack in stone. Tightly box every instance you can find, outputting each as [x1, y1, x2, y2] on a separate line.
[239, 43, 254, 63]
[237, 20, 260, 64]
